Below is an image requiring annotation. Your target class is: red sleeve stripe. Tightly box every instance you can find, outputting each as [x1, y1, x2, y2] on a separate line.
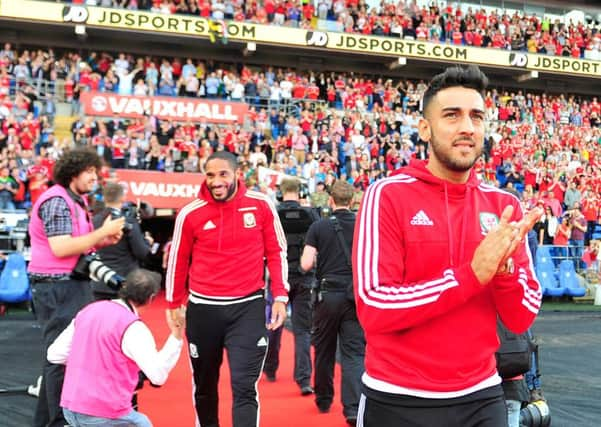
[165, 199, 206, 302]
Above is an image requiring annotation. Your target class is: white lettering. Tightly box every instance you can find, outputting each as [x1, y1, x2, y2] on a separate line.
[178, 102, 196, 118]
[212, 104, 225, 120]
[158, 184, 172, 197]
[187, 185, 201, 197]
[195, 103, 211, 119]
[92, 94, 243, 123]
[108, 96, 128, 114]
[160, 101, 178, 116]
[143, 183, 158, 196]
[129, 181, 145, 196]
[123, 181, 200, 198]
[171, 184, 188, 197]
[124, 98, 144, 115]
[223, 105, 237, 121]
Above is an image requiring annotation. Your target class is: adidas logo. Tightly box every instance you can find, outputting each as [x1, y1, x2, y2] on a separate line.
[410, 210, 434, 226]
[203, 220, 216, 230]
[257, 337, 268, 347]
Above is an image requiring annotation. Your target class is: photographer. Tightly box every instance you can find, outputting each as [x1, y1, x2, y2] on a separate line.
[28, 147, 125, 427]
[92, 182, 153, 300]
[47, 269, 183, 427]
[263, 178, 320, 395]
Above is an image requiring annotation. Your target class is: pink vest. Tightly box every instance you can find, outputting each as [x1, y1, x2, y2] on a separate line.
[61, 300, 140, 418]
[28, 185, 92, 274]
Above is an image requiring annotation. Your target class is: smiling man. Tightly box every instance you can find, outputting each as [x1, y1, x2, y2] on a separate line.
[166, 150, 289, 427]
[353, 66, 543, 427]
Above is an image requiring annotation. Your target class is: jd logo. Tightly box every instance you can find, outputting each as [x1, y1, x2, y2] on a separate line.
[509, 53, 528, 68]
[62, 6, 89, 23]
[305, 31, 329, 47]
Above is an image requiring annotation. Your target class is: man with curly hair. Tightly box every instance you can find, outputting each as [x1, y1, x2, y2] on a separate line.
[28, 147, 125, 427]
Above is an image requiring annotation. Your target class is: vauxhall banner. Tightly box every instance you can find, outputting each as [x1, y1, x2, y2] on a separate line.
[0, 0, 600, 78]
[81, 92, 247, 124]
[114, 169, 202, 209]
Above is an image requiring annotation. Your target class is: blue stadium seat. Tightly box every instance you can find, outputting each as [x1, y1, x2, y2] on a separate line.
[536, 246, 554, 269]
[0, 253, 31, 304]
[592, 223, 601, 240]
[536, 264, 564, 297]
[514, 182, 524, 194]
[559, 260, 586, 297]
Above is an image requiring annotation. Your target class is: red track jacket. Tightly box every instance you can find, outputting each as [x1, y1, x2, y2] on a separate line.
[165, 180, 289, 309]
[353, 160, 541, 397]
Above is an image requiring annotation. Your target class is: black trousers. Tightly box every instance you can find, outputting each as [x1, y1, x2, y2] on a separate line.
[186, 297, 268, 427]
[30, 279, 93, 427]
[359, 384, 508, 427]
[312, 290, 365, 419]
[264, 275, 313, 388]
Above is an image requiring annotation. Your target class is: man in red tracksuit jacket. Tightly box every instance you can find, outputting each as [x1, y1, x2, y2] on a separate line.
[353, 66, 542, 427]
[166, 151, 289, 427]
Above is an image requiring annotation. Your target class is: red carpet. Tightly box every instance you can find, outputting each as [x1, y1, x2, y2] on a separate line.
[139, 293, 349, 427]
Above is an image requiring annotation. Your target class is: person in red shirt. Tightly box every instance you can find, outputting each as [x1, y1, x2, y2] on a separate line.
[473, 29, 483, 47]
[292, 79, 306, 99]
[354, 65, 541, 427]
[27, 164, 49, 205]
[166, 151, 288, 427]
[452, 28, 463, 45]
[306, 82, 320, 100]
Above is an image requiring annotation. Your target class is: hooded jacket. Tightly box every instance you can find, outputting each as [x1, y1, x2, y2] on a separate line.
[353, 160, 541, 397]
[166, 179, 289, 309]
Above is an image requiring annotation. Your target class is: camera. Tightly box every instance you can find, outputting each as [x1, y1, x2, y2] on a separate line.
[109, 207, 134, 234]
[72, 253, 125, 290]
[108, 201, 154, 234]
[520, 399, 551, 427]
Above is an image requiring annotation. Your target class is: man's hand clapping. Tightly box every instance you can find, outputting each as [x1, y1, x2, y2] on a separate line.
[471, 205, 543, 285]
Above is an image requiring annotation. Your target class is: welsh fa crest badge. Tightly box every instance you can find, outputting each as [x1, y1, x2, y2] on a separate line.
[243, 212, 256, 228]
[479, 212, 499, 235]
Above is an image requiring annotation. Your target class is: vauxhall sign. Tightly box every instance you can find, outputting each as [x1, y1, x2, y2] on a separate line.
[81, 92, 247, 124]
[114, 169, 203, 209]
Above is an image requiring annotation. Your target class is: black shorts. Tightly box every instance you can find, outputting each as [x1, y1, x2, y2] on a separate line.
[359, 384, 507, 427]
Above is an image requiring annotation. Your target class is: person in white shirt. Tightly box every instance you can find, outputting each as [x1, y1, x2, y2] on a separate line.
[231, 78, 245, 101]
[280, 77, 293, 103]
[114, 53, 130, 75]
[47, 269, 183, 427]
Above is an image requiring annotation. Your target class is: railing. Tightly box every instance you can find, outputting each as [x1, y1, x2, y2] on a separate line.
[537, 244, 587, 273]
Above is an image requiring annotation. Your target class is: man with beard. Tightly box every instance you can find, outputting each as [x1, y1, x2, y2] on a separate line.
[28, 147, 125, 427]
[353, 66, 543, 427]
[166, 151, 289, 427]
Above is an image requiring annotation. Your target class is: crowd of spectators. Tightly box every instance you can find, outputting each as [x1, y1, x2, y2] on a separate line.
[2, 63, 600, 210]
[68, 0, 601, 60]
[0, 41, 427, 112]
[1, 39, 600, 268]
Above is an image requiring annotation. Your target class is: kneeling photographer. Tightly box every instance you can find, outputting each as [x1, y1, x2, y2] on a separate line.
[92, 182, 154, 300]
[47, 269, 184, 427]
